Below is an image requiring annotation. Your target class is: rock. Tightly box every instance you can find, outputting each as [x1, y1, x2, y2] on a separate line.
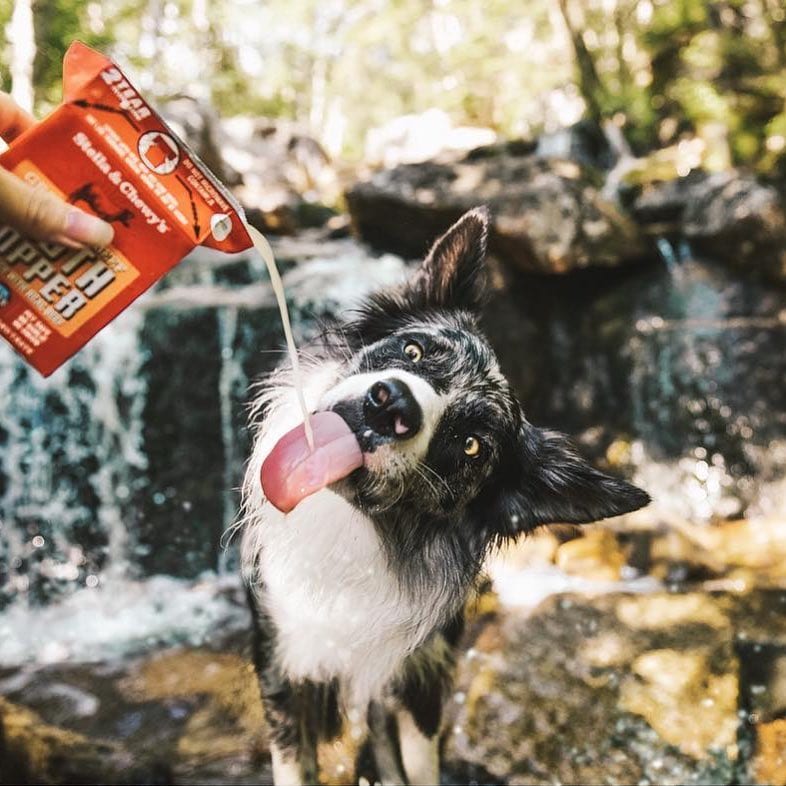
[364, 108, 497, 168]
[752, 720, 786, 786]
[5, 587, 786, 784]
[619, 647, 738, 759]
[445, 589, 786, 785]
[619, 516, 786, 588]
[535, 119, 620, 171]
[346, 153, 646, 273]
[0, 696, 167, 784]
[555, 527, 626, 582]
[630, 169, 786, 282]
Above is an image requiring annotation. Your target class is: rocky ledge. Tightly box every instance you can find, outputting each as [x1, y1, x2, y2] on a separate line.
[346, 133, 786, 282]
[346, 154, 646, 274]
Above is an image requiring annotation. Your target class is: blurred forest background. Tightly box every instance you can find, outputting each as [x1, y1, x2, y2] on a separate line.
[3, 0, 786, 171]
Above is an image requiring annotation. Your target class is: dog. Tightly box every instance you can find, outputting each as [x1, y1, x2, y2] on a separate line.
[240, 207, 649, 785]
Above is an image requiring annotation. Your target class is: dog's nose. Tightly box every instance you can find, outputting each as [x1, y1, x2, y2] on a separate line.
[364, 378, 422, 440]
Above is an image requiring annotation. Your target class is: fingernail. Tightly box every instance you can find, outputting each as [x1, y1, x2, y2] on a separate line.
[64, 209, 114, 247]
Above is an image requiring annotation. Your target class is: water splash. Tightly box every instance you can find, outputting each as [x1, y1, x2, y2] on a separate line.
[0, 307, 147, 606]
[655, 236, 682, 281]
[216, 305, 243, 575]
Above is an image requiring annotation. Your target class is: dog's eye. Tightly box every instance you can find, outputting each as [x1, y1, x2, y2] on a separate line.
[463, 435, 481, 458]
[403, 341, 423, 363]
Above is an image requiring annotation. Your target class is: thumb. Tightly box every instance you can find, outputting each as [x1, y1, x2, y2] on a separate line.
[0, 166, 114, 247]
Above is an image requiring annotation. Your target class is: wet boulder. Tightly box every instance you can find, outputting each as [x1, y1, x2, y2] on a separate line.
[346, 153, 647, 273]
[6, 586, 786, 785]
[445, 588, 786, 786]
[629, 170, 786, 282]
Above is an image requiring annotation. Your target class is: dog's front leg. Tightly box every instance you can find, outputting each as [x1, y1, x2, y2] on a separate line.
[368, 700, 408, 785]
[263, 680, 319, 786]
[270, 740, 316, 786]
[396, 709, 439, 786]
[248, 588, 319, 785]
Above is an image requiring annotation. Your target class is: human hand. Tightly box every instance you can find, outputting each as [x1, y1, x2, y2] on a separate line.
[0, 92, 114, 248]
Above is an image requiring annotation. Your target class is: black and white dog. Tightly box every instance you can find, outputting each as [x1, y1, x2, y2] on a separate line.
[240, 208, 649, 785]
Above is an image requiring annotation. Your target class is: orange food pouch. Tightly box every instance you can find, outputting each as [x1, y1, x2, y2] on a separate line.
[0, 42, 253, 376]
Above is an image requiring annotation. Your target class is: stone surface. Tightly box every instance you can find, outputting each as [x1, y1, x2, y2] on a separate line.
[5, 587, 786, 784]
[445, 588, 786, 786]
[555, 527, 626, 582]
[630, 169, 786, 282]
[346, 153, 646, 273]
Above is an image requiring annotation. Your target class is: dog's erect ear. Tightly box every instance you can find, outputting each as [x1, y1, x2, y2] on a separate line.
[406, 207, 490, 312]
[492, 426, 649, 536]
[343, 207, 489, 347]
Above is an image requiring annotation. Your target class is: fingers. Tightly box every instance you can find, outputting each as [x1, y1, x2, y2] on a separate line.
[0, 166, 114, 247]
[0, 92, 114, 247]
[0, 92, 35, 142]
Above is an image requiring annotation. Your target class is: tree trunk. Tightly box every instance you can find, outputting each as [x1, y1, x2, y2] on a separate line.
[9, 0, 35, 112]
[557, 0, 607, 126]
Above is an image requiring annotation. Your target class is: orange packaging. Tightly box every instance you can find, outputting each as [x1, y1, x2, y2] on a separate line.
[0, 42, 254, 376]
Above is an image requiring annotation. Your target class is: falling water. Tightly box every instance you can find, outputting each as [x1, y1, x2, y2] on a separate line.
[216, 304, 242, 575]
[0, 306, 148, 607]
[655, 236, 682, 281]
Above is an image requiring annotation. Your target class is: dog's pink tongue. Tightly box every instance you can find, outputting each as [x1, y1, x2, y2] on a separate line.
[261, 411, 363, 513]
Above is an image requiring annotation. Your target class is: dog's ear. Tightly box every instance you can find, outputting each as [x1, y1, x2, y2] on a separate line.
[492, 425, 649, 537]
[405, 207, 490, 312]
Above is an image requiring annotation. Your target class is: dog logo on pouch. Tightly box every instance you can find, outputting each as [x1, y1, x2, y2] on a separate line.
[0, 283, 10, 308]
[138, 131, 180, 175]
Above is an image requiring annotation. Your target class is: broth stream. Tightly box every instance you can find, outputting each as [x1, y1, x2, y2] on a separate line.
[246, 223, 315, 451]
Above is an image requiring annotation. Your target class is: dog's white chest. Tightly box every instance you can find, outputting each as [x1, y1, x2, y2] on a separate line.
[255, 490, 428, 703]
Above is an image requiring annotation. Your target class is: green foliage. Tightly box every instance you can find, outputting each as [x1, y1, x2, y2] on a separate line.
[3, 0, 786, 172]
[32, 0, 112, 108]
[0, 0, 15, 89]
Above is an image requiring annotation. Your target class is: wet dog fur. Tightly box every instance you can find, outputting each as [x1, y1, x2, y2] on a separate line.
[240, 208, 649, 785]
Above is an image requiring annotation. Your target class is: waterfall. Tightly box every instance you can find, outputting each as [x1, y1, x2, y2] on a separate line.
[0, 306, 147, 607]
[216, 304, 243, 575]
